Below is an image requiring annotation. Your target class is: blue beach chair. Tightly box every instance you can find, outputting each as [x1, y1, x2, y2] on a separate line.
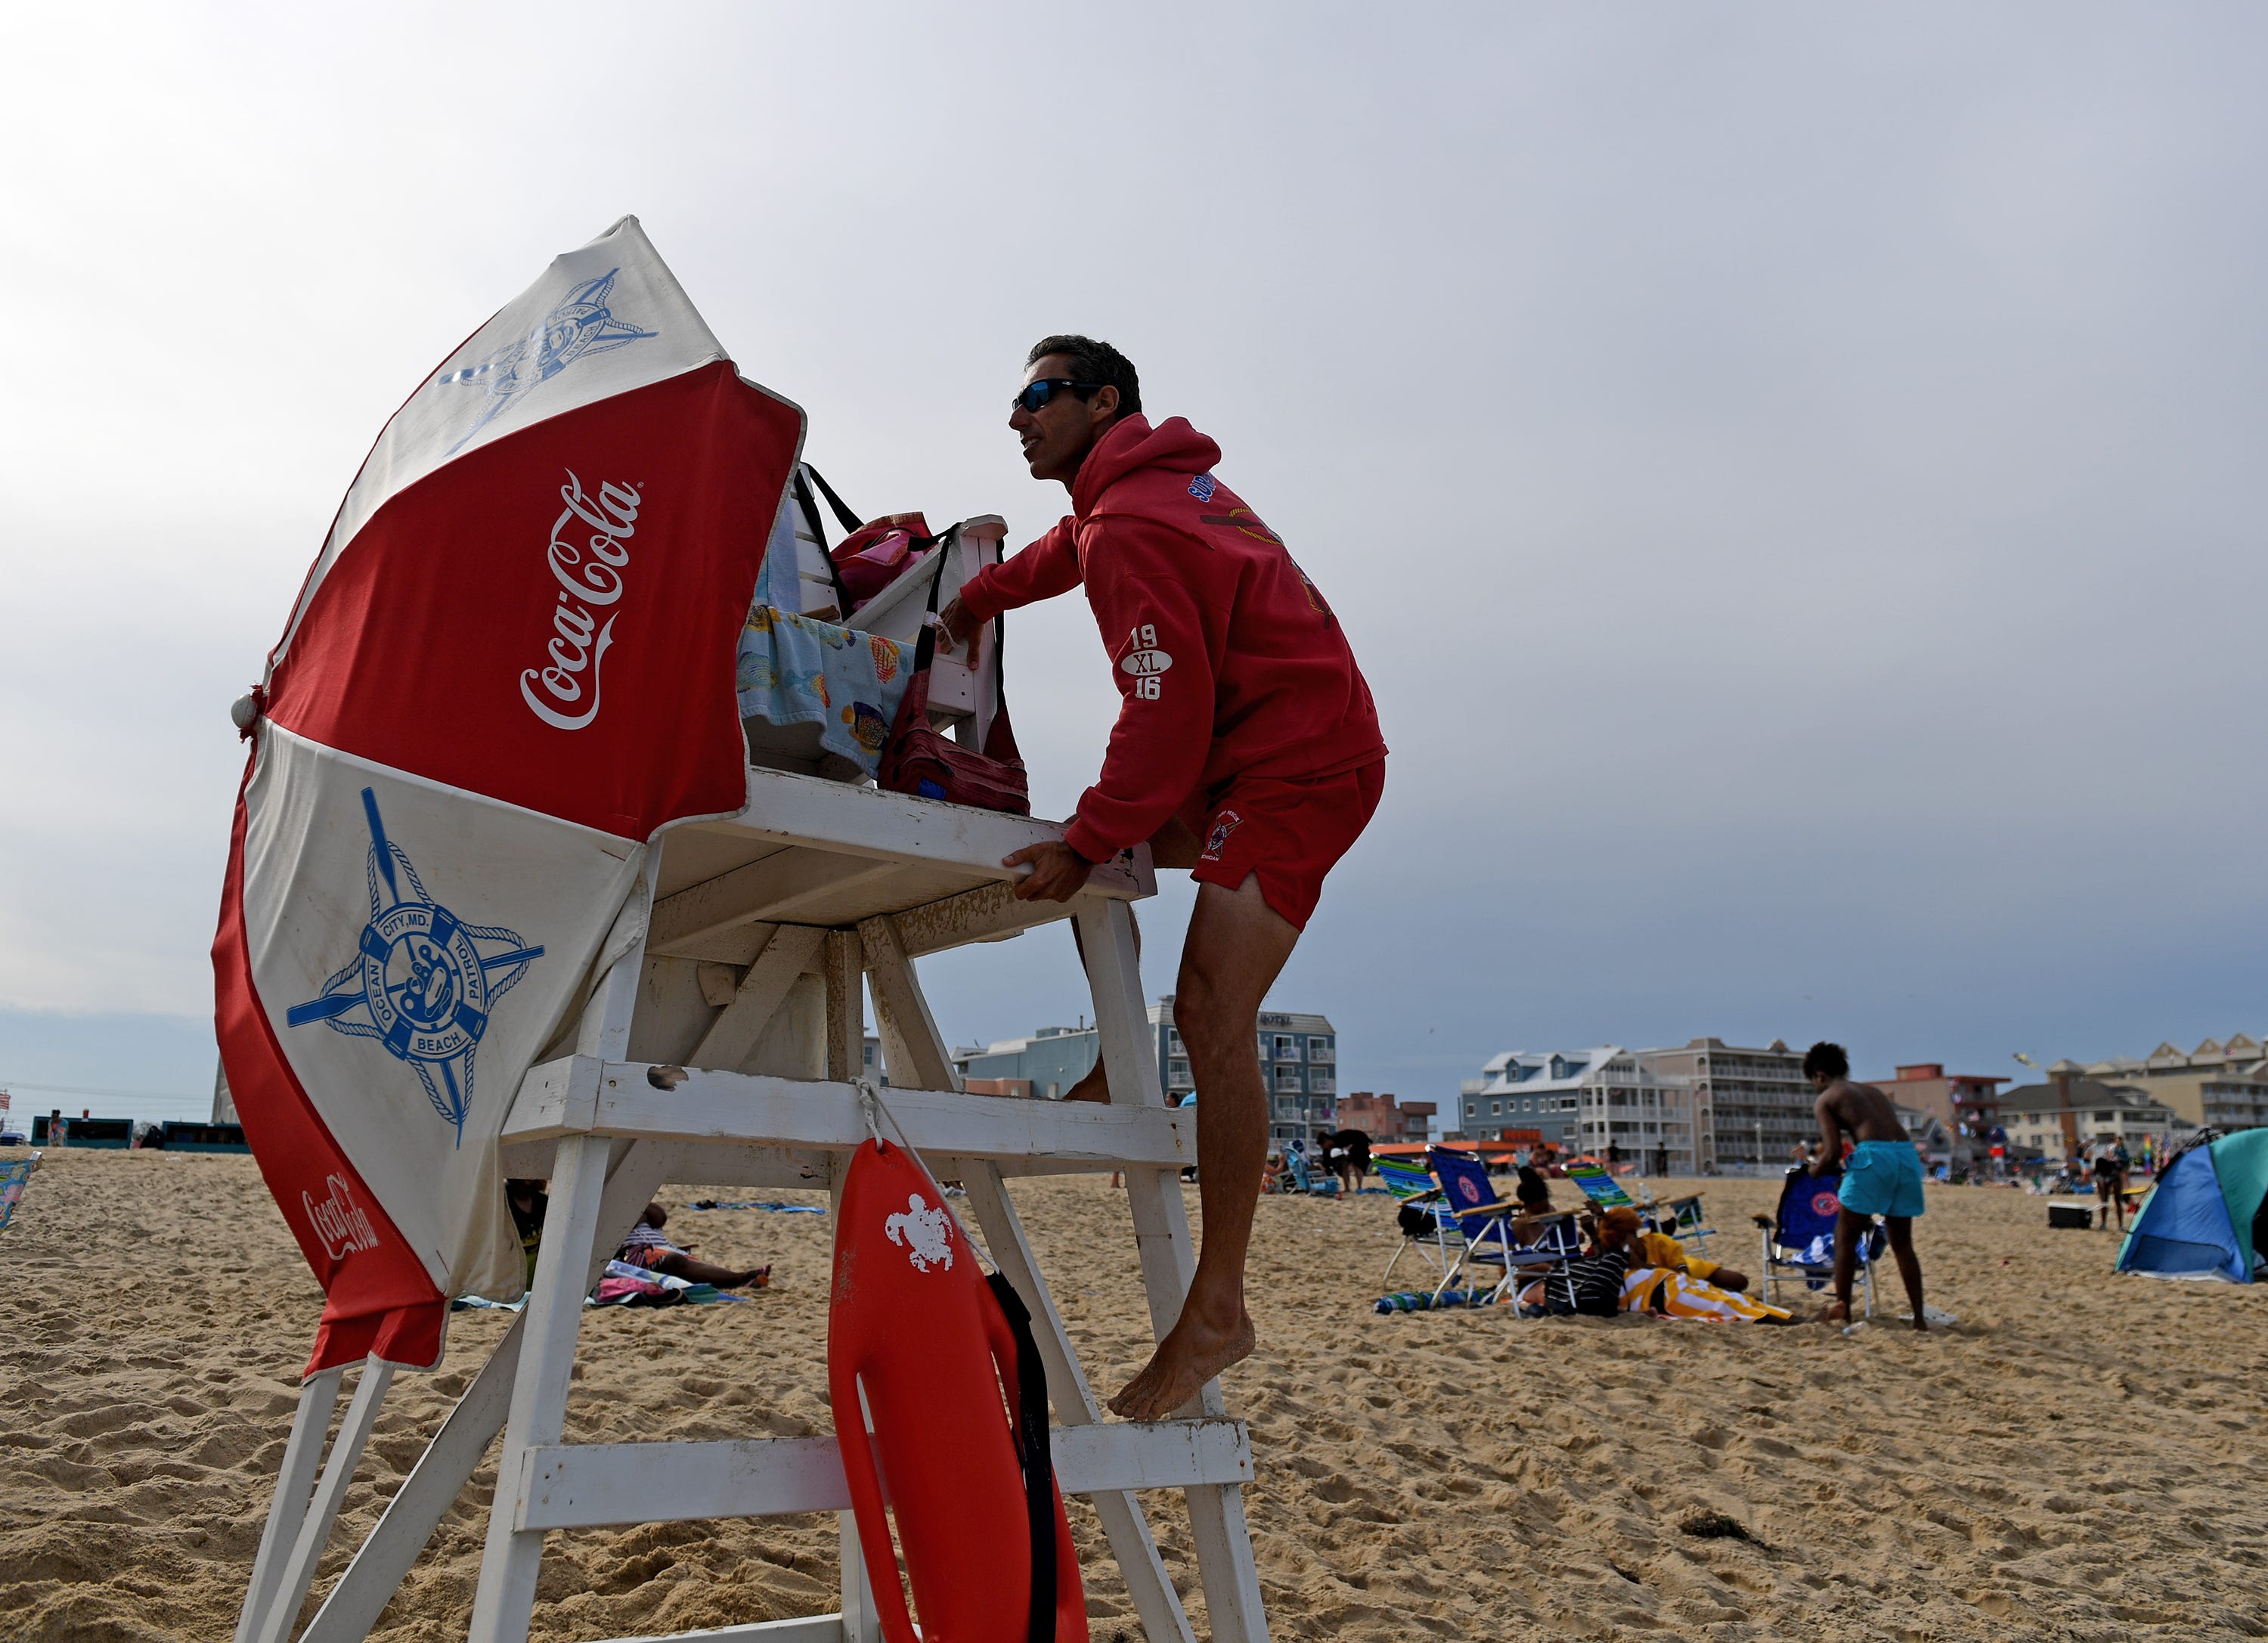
[0, 1153, 39, 1233]
[1377, 1156, 1451, 1282]
[1426, 1147, 1534, 1302]
[1754, 1167, 1882, 1316]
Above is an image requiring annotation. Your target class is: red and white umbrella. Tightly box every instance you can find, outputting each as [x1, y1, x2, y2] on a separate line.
[212, 218, 803, 1375]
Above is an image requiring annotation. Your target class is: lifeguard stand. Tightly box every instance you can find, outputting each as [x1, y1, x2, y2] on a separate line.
[234, 766, 1269, 1643]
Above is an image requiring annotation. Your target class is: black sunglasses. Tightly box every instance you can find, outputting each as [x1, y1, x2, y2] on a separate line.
[1013, 378, 1105, 414]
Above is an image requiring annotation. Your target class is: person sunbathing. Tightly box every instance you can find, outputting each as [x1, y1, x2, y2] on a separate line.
[615, 1201, 770, 1289]
[1634, 1220, 1752, 1292]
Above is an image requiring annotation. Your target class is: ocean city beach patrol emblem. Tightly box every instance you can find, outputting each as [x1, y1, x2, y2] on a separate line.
[440, 268, 657, 453]
[287, 788, 544, 1144]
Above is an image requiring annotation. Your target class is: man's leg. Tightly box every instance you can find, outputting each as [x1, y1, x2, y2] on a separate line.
[1884, 1216, 1926, 1331]
[1058, 817, 1201, 1104]
[1825, 1205, 1866, 1323]
[1107, 872, 1298, 1421]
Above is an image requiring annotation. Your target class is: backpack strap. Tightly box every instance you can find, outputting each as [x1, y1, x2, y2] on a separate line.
[789, 466, 859, 618]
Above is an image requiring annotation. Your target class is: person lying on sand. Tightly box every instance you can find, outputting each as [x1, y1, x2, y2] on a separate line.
[616, 1201, 771, 1290]
[1634, 1221, 1751, 1293]
[1805, 1041, 1929, 1331]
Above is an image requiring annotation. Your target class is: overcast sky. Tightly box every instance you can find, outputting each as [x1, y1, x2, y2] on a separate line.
[4, 3, 2263, 1120]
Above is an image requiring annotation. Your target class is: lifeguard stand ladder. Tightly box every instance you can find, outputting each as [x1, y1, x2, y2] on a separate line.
[233, 765, 1270, 1643]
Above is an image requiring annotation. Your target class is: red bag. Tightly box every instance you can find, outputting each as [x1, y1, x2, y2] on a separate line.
[829, 514, 936, 612]
[878, 554, 1030, 814]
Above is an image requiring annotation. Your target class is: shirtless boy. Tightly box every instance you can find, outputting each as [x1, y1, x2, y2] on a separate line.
[1804, 1041, 1929, 1330]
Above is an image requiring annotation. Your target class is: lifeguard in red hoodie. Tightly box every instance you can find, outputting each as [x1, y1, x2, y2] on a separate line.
[941, 335, 1387, 1420]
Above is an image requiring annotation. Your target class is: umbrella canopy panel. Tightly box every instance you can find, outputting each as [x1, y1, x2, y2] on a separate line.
[215, 218, 804, 1373]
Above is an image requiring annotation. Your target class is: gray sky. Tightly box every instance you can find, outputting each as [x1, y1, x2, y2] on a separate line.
[4, 4, 2263, 1119]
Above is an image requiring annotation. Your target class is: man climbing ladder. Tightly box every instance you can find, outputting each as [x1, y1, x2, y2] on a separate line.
[940, 334, 1387, 1421]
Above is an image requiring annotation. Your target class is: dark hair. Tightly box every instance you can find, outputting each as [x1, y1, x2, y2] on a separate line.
[1027, 333, 1141, 419]
[1802, 1041, 1850, 1080]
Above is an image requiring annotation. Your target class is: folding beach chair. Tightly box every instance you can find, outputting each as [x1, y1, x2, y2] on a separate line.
[0, 1153, 36, 1233]
[1426, 1146, 1537, 1302]
[1377, 1156, 1448, 1282]
[1277, 1142, 1340, 1198]
[1565, 1163, 1655, 1214]
[1656, 1193, 1718, 1253]
[1753, 1167, 1882, 1316]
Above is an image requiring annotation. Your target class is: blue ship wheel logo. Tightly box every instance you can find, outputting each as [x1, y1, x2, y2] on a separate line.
[287, 789, 544, 1144]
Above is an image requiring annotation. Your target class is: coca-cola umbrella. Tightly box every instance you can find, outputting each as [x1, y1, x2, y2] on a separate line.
[212, 218, 803, 1375]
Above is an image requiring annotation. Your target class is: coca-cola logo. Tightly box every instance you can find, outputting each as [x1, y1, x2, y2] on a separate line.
[521, 471, 642, 730]
[304, 1173, 381, 1260]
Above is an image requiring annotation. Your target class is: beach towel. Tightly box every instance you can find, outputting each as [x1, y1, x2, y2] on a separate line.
[736, 603, 913, 780]
[1622, 1266, 1791, 1323]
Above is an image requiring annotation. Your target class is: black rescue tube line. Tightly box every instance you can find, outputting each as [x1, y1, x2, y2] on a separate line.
[984, 1271, 1058, 1643]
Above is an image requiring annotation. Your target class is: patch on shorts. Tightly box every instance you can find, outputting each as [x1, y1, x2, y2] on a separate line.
[1202, 810, 1243, 861]
[1187, 473, 1217, 501]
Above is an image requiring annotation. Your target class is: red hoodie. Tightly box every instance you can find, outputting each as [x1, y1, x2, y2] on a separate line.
[957, 414, 1385, 863]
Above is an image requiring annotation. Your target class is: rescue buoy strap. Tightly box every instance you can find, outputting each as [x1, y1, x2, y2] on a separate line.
[985, 1271, 1058, 1643]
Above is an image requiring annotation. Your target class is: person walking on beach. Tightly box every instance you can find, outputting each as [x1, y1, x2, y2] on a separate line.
[2091, 1137, 2130, 1231]
[1803, 1041, 1929, 1330]
[937, 336, 1387, 1421]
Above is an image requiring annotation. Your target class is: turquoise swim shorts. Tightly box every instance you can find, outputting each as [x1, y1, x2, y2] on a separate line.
[1838, 1139, 1926, 1219]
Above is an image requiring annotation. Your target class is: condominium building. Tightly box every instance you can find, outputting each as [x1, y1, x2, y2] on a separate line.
[1634, 1037, 1814, 1173]
[1876, 1063, 2009, 1142]
[956, 1000, 1339, 1144]
[1996, 1071, 2190, 1159]
[1152, 999, 1337, 1145]
[1337, 1091, 1436, 1144]
[1456, 1048, 1701, 1175]
[954, 1024, 1098, 1100]
[2078, 1037, 2268, 1131]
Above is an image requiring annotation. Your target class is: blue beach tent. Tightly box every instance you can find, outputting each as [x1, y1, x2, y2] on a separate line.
[2116, 1130, 2268, 1282]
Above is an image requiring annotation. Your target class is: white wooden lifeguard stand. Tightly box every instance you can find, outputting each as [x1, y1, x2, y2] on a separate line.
[234, 767, 1270, 1643]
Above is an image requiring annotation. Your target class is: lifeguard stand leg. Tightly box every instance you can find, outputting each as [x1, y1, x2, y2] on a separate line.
[234, 1366, 342, 1643]
[1080, 900, 1271, 1643]
[299, 1318, 525, 1643]
[250, 1361, 398, 1643]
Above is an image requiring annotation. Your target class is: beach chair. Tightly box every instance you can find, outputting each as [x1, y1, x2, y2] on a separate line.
[1277, 1143, 1340, 1198]
[1752, 1167, 1882, 1316]
[1564, 1163, 1653, 1213]
[1377, 1156, 1448, 1282]
[1656, 1192, 1718, 1253]
[1426, 1146, 1538, 1302]
[0, 1153, 36, 1233]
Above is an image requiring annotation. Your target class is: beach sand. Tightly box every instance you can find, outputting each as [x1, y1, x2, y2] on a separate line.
[3, 1146, 2263, 1641]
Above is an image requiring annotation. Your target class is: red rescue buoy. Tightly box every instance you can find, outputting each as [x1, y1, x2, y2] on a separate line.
[829, 1136, 1087, 1642]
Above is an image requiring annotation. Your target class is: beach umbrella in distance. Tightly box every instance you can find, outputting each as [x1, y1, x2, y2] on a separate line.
[212, 219, 803, 1375]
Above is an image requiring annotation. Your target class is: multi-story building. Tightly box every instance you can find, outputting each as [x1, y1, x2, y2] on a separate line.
[1153, 999, 1337, 1144]
[958, 1000, 1338, 1143]
[1635, 1037, 1814, 1173]
[2078, 1037, 2268, 1131]
[1876, 1063, 2009, 1144]
[1337, 1091, 1436, 1144]
[954, 1024, 1097, 1100]
[1997, 1071, 2190, 1160]
[1457, 1048, 1701, 1174]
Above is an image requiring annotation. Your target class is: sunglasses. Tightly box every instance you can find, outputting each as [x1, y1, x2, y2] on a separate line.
[1012, 378, 1105, 414]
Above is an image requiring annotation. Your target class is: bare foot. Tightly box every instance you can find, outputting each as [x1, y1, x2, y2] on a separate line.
[1061, 1064, 1111, 1104]
[1108, 1309, 1256, 1421]
[1909, 1313, 1928, 1332]
[1820, 1299, 1850, 1325]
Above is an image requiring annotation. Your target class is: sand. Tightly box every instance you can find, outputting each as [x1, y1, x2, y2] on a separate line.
[2, 1146, 2263, 1642]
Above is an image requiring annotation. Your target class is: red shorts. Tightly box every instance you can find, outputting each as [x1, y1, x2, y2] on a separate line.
[1175, 758, 1384, 930]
